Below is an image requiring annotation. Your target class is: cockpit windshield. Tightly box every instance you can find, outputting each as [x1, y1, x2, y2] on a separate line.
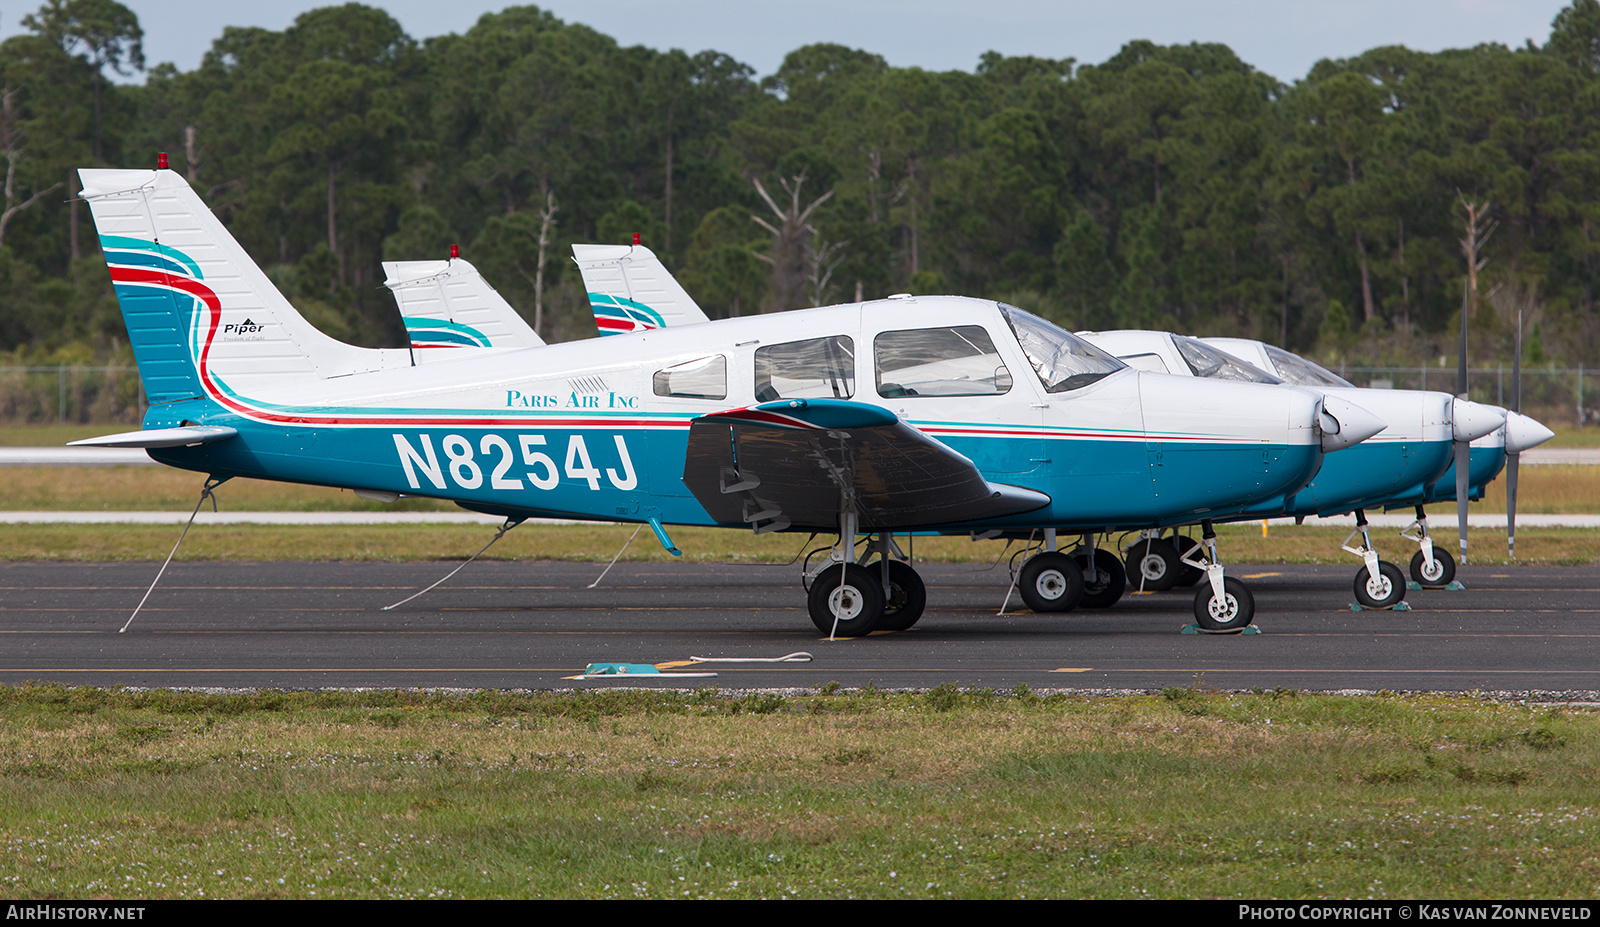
[1174, 336, 1282, 384]
[1264, 345, 1355, 388]
[999, 304, 1125, 393]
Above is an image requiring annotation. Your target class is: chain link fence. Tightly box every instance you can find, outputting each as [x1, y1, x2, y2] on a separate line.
[1, 363, 1596, 426]
[0, 366, 147, 425]
[1332, 365, 1597, 425]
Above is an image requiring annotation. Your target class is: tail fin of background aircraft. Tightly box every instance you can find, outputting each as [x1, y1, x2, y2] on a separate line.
[382, 257, 545, 361]
[572, 242, 710, 335]
[78, 167, 413, 406]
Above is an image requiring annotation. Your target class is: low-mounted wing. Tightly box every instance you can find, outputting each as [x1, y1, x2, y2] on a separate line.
[682, 399, 1050, 533]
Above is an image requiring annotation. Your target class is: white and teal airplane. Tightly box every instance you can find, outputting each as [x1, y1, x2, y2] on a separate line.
[72, 164, 1383, 636]
[1079, 330, 1521, 607]
[1201, 337, 1554, 569]
[560, 242, 1549, 613]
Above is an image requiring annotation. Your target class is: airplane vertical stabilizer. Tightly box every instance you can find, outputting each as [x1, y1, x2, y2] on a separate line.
[572, 243, 710, 335]
[78, 167, 412, 405]
[382, 258, 545, 361]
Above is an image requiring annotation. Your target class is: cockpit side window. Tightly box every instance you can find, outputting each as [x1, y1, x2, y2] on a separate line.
[1174, 336, 1282, 384]
[998, 304, 1125, 393]
[653, 355, 727, 400]
[874, 326, 1011, 397]
[1264, 345, 1355, 388]
[754, 335, 855, 401]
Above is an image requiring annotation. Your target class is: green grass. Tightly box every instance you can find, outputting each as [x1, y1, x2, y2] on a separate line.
[1, 685, 1597, 899]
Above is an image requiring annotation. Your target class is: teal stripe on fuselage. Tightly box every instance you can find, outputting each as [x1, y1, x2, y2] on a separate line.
[1290, 438, 1455, 517]
[141, 413, 1323, 533]
[1414, 445, 1506, 505]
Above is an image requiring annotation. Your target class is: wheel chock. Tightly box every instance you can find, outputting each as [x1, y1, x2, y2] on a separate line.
[569, 662, 718, 680]
[1407, 580, 1466, 591]
[1181, 624, 1262, 635]
[1348, 601, 1412, 611]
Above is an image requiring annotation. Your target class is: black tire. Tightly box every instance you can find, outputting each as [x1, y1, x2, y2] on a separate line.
[1072, 548, 1127, 609]
[1408, 548, 1456, 588]
[1172, 535, 1205, 588]
[1353, 560, 1407, 609]
[1193, 576, 1255, 631]
[869, 559, 927, 631]
[1017, 551, 1084, 613]
[808, 563, 884, 636]
[1124, 538, 1180, 592]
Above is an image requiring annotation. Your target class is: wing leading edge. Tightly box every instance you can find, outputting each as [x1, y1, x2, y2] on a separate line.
[683, 399, 1050, 533]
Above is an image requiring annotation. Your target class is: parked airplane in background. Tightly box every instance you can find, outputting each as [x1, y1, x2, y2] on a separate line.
[1078, 330, 1513, 607]
[1201, 338, 1554, 565]
[71, 162, 1383, 636]
[566, 242, 1400, 622]
[568, 242, 1549, 612]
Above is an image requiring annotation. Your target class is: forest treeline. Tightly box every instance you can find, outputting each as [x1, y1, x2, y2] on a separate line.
[4, 0, 1600, 369]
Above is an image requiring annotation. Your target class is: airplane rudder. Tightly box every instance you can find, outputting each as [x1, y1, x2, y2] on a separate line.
[79, 168, 211, 404]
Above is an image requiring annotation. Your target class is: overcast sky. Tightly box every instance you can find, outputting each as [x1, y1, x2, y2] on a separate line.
[0, 0, 1577, 83]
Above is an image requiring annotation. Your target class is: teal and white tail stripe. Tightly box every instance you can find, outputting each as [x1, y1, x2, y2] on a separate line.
[402, 316, 493, 349]
[590, 293, 666, 336]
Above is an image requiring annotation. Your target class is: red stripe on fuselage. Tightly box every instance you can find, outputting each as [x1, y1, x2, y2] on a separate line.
[108, 262, 1259, 443]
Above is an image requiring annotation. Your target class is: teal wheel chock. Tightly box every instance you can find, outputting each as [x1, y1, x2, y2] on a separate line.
[1181, 624, 1262, 635]
[584, 662, 661, 675]
[1348, 601, 1412, 612]
[1408, 580, 1466, 591]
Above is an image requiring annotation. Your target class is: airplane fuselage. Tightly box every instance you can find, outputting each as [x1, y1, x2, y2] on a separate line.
[141, 298, 1325, 534]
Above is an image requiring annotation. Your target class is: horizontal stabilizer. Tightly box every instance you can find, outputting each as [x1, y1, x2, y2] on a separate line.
[67, 425, 238, 448]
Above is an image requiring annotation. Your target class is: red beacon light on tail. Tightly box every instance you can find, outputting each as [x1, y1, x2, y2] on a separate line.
[156, 152, 168, 170]
[632, 233, 641, 245]
[450, 244, 459, 259]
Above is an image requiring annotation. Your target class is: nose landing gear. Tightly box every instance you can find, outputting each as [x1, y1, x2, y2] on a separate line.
[1183, 520, 1256, 630]
[1400, 506, 1458, 589]
[1343, 509, 1407, 610]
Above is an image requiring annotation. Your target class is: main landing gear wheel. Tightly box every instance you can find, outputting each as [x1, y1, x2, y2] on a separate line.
[1354, 561, 1407, 609]
[868, 559, 927, 631]
[1409, 549, 1456, 588]
[1193, 576, 1255, 631]
[1172, 536, 1205, 588]
[1124, 537, 1180, 592]
[1072, 548, 1127, 608]
[808, 563, 884, 636]
[1018, 551, 1084, 613]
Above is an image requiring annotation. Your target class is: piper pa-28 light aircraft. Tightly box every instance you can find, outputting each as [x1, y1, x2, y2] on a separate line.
[564, 242, 1399, 622]
[567, 243, 1553, 613]
[1201, 337, 1554, 567]
[1077, 330, 1520, 608]
[75, 162, 1385, 636]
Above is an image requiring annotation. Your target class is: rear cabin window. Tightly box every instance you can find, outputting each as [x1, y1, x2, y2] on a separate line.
[874, 326, 1011, 397]
[753, 336, 855, 401]
[653, 355, 727, 400]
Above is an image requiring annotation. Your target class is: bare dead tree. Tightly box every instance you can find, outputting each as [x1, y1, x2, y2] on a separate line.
[805, 236, 849, 308]
[534, 188, 558, 336]
[185, 125, 200, 184]
[0, 84, 59, 251]
[1458, 194, 1497, 328]
[751, 173, 834, 312]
